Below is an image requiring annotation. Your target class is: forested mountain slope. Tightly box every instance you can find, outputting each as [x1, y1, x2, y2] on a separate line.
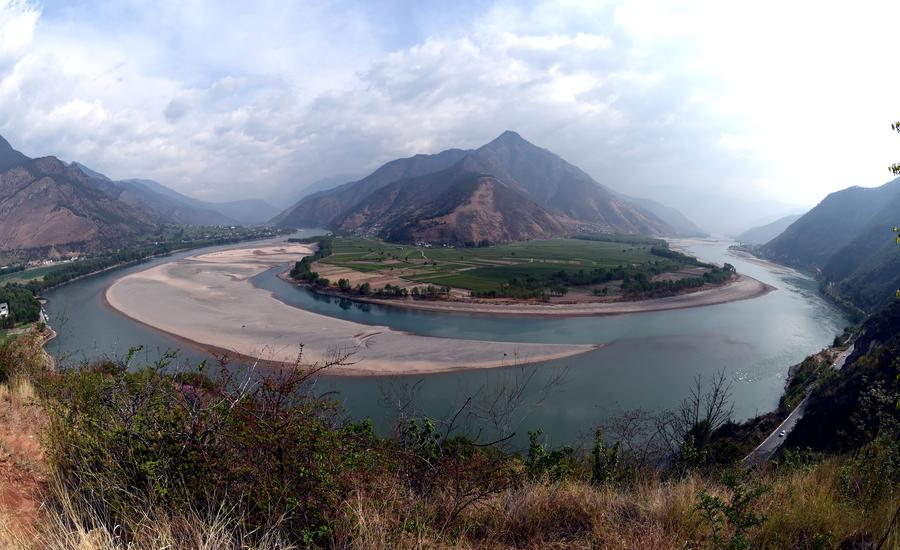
[761, 178, 900, 313]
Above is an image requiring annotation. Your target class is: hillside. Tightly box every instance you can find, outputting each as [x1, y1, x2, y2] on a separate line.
[614, 193, 707, 237]
[0, 136, 28, 172]
[113, 179, 237, 226]
[761, 178, 900, 313]
[82, 172, 275, 226]
[0, 135, 285, 254]
[273, 131, 678, 243]
[0, 152, 155, 255]
[787, 299, 900, 452]
[270, 148, 470, 228]
[336, 164, 566, 244]
[735, 214, 802, 245]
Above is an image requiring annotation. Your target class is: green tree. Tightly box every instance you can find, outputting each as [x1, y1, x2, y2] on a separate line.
[891, 122, 900, 175]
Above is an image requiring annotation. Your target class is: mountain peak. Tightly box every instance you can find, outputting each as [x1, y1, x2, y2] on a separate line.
[0, 135, 29, 171]
[492, 130, 527, 144]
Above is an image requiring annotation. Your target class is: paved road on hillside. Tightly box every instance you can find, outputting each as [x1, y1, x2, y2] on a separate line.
[743, 344, 855, 465]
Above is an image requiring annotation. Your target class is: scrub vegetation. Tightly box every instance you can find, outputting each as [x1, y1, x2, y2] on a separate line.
[0, 299, 895, 549]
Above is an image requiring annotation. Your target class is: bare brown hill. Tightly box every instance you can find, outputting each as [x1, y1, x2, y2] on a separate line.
[0, 153, 154, 255]
[273, 131, 682, 244]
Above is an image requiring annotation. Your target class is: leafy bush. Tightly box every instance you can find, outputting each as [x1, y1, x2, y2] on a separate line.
[525, 430, 576, 482]
[696, 468, 769, 550]
[42, 350, 381, 544]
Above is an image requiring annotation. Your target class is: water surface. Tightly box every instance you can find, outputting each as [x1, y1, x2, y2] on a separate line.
[44, 236, 847, 446]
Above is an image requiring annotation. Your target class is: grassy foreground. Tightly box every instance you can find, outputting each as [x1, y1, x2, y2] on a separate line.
[0, 329, 894, 549]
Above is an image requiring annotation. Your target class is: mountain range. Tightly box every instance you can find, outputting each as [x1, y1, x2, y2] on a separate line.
[760, 177, 900, 314]
[273, 131, 700, 244]
[0, 136, 276, 255]
[735, 214, 803, 245]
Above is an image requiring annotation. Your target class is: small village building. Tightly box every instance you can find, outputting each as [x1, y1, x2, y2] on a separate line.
[0, 303, 8, 319]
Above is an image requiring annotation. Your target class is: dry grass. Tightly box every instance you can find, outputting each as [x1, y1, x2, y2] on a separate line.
[0, 435, 892, 549]
[333, 464, 897, 550]
[30, 479, 296, 550]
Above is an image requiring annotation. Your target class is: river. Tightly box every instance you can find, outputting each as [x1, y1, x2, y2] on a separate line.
[43, 233, 847, 446]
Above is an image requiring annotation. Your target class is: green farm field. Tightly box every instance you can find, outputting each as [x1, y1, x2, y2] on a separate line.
[0, 264, 65, 285]
[321, 236, 686, 293]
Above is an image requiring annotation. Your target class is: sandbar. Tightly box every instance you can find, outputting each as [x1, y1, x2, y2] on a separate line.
[104, 243, 597, 376]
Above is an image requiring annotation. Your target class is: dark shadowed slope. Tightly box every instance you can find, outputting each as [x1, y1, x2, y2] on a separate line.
[761, 178, 900, 313]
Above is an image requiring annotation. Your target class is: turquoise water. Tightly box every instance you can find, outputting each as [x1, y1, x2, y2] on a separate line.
[43, 235, 847, 446]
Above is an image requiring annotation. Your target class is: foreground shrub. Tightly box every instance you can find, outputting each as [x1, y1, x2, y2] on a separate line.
[42, 350, 382, 545]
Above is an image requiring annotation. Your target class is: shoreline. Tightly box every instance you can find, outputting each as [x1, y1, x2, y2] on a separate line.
[102, 243, 598, 377]
[100, 285, 601, 377]
[277, 271, 775, 318]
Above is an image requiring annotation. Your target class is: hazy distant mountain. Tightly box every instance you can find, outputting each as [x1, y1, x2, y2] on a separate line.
[614, 193, 707, 237]
[212, 200, 279, 225]
[73, 165, 277, 225]
[291, 174, 361, 203]
[115, 179, 238, 226]
[0, 145, 154, 254]
[273, 131, 677, 243]
[761, 178, 900, 313]
[736, 214, 802, 245]
[116, 178, 279, 225]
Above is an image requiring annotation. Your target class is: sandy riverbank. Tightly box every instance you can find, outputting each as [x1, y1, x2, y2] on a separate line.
[104, 243, 597, 376]
[323, 273, 775, 317]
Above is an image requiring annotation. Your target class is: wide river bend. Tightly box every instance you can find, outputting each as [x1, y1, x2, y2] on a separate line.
[43, 232, 847, 446]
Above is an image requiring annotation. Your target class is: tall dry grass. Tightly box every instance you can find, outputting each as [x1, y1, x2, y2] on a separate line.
[0, 477, 296, 550]
[331, 461, 897, 549]
[0, 435, 893, 548]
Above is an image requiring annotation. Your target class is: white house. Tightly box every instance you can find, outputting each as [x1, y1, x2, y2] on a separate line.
[0, 303, 8, 319]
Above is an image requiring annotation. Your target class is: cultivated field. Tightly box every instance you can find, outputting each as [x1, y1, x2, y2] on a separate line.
[0, 265, 63, 285]
[320, 236, 693, 294]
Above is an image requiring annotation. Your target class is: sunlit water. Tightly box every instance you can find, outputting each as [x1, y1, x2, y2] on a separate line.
[44, 233, 847, 446]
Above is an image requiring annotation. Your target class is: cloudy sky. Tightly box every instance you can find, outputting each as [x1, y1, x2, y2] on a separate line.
[1, 0, 898, 232]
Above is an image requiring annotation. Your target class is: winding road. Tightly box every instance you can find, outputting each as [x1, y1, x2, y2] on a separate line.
[743, 344, 855, 465]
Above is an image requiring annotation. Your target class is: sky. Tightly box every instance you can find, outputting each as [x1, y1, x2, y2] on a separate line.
[1, 0, 899, 233]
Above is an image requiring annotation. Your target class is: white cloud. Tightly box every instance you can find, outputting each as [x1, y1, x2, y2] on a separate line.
[0, 0, 38, 54]
[0, 0, 897, 233]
